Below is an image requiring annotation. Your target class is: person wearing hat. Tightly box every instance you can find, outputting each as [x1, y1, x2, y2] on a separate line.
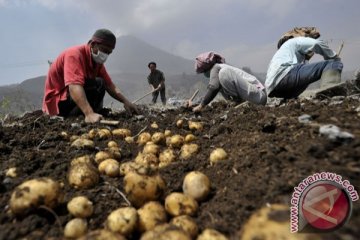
[42, 28, 139, 123]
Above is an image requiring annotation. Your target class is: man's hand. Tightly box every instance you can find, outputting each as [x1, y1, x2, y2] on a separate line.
[192, 104, 203, 113]
[85, 112, 103, 123]
[124, 101, 140, 115]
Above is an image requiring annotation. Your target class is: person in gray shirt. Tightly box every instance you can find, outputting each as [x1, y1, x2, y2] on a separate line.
[147, 62, 166, 105]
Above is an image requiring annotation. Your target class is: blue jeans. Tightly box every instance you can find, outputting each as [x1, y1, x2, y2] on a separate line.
[270, 59, 343, 99]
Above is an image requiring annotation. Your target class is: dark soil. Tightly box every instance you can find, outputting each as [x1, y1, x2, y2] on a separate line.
[0, 98, 359, 240]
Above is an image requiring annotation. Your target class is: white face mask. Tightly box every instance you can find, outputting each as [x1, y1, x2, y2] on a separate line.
[91, 48, 109, 64]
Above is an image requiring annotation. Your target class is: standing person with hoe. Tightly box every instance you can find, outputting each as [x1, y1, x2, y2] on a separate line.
[147, 62, 166, 105]
[42, 29, 139, 123]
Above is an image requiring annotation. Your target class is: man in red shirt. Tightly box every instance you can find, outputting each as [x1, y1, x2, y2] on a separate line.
[42, 29, 139, 123]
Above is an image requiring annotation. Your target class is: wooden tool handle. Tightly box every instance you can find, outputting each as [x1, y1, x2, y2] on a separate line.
[190, 89, 199, 101]
[100, 120, 119, 126]
[132, 89, 157, 104]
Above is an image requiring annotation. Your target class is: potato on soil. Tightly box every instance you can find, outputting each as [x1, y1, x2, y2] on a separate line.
[88, 128, 98, 139]
[6, 167, 17, 178]
[95, 151, 113, 165]
[107, 146, 121, 160]
[124, 171, 166, 208]
[159, 149, 176, 168]
[168, 135, 184, 148]
[164, 192, 198, 217]
[241, 204, 321, 240]
[106, 207, 138, 236]
[170, 215, 198, 239]
[78, 229, 126, 240]
[68, 163, 99, 189]
[71, 155, 92, 166]
[141, 224, 191, 240]
[209, 148, 228, 165]
[143, 142, 160, 155]
[64, 218, 88, 238]
[60, 131, 69, 140]
[164, 130, 172, 137]
[98, 159, 120, 177]
[112, 128, 132, 139]
[176, 119, 184, 128]
[197, 229, 228, 240]
[188, 121, 203, 131]
[71, 138, 95, 149]
[184, 134, 196, 143]
[107, 140, 118, 148]
[182, 171, 210, 202]
[135, 152, 159, 168]
[125, 136, 135, 144]
[97, 128, 112, 139]
[180, 143, 199, 160]
[9, 178, 63, 216]
[67, 196, 94, 218]
[151, 122, 159, 129]
[151, 132, 165, 144]
[137, 201, 167, 232]
[70, 135, 80, 142]
[137, 132, 152, 145]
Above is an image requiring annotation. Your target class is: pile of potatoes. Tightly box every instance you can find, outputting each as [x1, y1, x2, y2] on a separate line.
[8, 120, 233, 239]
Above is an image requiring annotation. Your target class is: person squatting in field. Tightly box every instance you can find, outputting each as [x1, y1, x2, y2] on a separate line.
[189, 51, 267, 112]
[42, 29, 139, 123]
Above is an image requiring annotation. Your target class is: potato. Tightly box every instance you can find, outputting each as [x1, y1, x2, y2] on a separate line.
[159, 149, 176, 168]
[209, 148, 228, 165]
[180, 144, 199, 160]
[141, 224, 191, 240]
[170, 215, 198, 239]
[120, 161, 139, 176]
[107, 140, 118, 148]
[95, 151, 113, 165]
[151, 122, 159, 129]
[98, 159, 120, 177]
[9, 178, 63, 215]
[168, 135, 184, 148]
[60, 131, 69, 140]
[151, 132, 165, 144]
[6, 167, 17, 178]
[164, 192, 198, 217]
[164, 130, 172, 137]
[107, 146, 121, 160]
[112, 128, 132, 139]
[71, 155, 92, 166]
[137, 132, 152, 145]
[78, 229, 126, 240]
[176, 119, 184, 128]
[71, 138, 95, 149]
[135, 152, 159, 168]
[197, 229, 228, 240]
[137, 201, 167, 232]
[124, 171, 166, 208]
[143, 143, 160, 155]
[182, 171, 210, 202]
[125, 136, 135, 144]
[97, 128, 112, 139]
[188, 121, 203, 131]
[70, 135, 80, 142]
[80, 133, 91, 139]
[88, 128, 98, 139]
[67, 196, 94, 218]
[106, 207, 138, 236]
[64, 218, 88, 238]
[241, 204, 321, 240]
[184, 134, 196, 143]
[68, 163, 99, 189]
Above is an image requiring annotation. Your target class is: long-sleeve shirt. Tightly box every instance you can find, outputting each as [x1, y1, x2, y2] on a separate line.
[265, 37, 337, 94]
[202, 64, 264, 105]
[147, 69, 165, 88]
[42, 44, 113, 115]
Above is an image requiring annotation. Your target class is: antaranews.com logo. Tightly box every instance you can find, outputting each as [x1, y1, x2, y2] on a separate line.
[290, 172, 358, 233]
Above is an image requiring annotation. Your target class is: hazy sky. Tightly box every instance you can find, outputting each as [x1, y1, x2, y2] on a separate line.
[0, 0, 359, 85]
